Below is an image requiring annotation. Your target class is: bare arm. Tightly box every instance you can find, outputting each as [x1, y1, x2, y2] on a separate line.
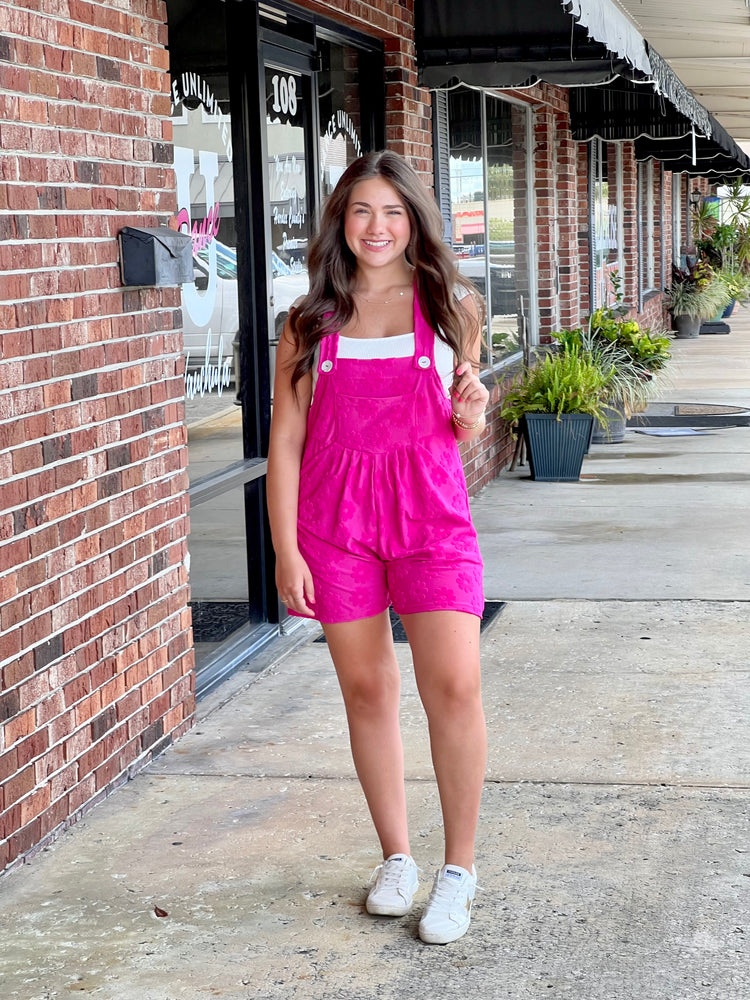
[450, 294, 490, 442]
[266, 319, 316, 616]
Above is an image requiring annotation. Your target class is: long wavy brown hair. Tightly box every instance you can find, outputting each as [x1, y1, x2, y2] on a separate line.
[288, 150, 484, 393]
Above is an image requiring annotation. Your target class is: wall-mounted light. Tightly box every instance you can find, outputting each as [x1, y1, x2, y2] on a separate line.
[689, 189, 702, 207]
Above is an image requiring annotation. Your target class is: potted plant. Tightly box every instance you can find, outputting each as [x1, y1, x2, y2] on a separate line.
[553, 275, 672, 443]
[664, 260, 730, 338]
[714, 266, 750, 317]
[556, 324, 671, 444]
[501, 346, 611, 481]
[693, 181, 750, 320]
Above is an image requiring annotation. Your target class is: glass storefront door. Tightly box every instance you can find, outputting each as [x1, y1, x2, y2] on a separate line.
[165, 1, 382, 693]
[263, 57, 312, 395]
[263, 36, 371, 395]
[261, 35, 371, 629]
[167, 0, 263, 696]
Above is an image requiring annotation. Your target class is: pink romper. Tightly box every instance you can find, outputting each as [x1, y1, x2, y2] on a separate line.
[294, 292, 484, 624]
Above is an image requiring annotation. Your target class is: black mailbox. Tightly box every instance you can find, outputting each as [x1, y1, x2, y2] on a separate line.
[118, 226, 193, 287]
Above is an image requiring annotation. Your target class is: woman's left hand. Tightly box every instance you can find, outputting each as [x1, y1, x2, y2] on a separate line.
[451, 363, 489, 425]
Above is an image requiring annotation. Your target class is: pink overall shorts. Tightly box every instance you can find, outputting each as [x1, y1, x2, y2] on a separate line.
[294, 293, 484, 624]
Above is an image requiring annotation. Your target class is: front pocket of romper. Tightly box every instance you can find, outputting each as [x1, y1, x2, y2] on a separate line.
[335, 391, 417, 452]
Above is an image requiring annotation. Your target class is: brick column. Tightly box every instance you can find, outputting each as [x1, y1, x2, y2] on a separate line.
[0, 0, 194, 873]
[533, 106, 559, 340]
[619, 143, 639, 310]
[555, 111, 583, 332]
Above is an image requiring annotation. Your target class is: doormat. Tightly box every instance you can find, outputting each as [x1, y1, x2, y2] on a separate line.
[634, 427, 707, 436]
[314, 601, 506, 643]
[190, 601, 249, 644]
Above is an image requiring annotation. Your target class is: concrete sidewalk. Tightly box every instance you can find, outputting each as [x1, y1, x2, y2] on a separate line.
[2, 316, 749, 1000]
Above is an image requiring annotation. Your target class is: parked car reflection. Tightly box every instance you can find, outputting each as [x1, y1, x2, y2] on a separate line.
[457, 256, 516, 315]
[183, 241, 239, 373]
[182, 242, 308, 377]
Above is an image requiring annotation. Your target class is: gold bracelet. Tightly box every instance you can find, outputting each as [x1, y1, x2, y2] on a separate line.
[451, 410, 485, 431]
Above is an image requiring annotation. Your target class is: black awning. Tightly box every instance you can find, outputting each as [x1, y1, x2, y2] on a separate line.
[416, 0, 651, 89]
[416, 0, 750, 178]
[634, 136, 750, 179]
[646, 47, 712, 141]
[570, 79, 750, 178]
[570, 80, 685, 143]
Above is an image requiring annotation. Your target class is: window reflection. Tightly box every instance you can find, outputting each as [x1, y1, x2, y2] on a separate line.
[318, 38, 363, 196]
[265, 65, 310, 392]
[172, 72, 243, 444]
[167, 0, 250, 668]
[448, 89, 530, 366]
[592, 140, 623, 308]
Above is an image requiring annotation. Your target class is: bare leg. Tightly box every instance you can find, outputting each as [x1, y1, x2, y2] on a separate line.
[323, 611, 410, 859]
[400, 610, 486, 872]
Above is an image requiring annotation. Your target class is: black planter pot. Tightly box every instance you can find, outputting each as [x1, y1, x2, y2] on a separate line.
[522, 413, 594, 481]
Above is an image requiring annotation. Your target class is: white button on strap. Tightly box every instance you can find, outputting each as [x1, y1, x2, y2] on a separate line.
[417, 355, 431, 369]
[321, 359, 333, 373]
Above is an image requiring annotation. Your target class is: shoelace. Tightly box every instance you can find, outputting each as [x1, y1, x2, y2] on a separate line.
[427, 871, 482, 907]
[369, 858, 419, 890]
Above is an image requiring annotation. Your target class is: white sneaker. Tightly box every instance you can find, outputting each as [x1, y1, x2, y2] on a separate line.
[418, 864, 477, 944]
[365, 854, 419, 916]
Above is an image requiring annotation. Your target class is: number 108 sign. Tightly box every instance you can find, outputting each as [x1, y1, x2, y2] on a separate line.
[269, 73, 298, 118]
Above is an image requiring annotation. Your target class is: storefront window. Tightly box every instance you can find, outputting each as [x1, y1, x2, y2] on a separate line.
[318, 39, 364, 196]
[171, 27, 241, 446]
[591, 140, 623, 308]
[446, 88, 532, 367]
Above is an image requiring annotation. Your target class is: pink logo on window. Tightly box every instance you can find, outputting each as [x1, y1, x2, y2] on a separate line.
[177, 202, 221, 253]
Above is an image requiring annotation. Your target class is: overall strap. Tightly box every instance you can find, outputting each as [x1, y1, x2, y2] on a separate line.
[316, 313, 339, 373]
[412, 286, 436, 370]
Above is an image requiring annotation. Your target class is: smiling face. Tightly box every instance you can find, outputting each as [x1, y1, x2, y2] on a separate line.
[343, 177, 412, 273]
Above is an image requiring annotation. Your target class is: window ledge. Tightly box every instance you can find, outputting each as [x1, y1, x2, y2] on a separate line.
[480, 349, 523, 384]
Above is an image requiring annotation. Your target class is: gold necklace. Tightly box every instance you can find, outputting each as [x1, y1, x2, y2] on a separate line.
[355, 288, 408, 306]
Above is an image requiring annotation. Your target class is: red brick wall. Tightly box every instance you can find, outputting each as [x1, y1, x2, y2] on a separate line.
[461, 371, 517, 495]
[509, 89, 589, 343]
[0, 0, 194, 873]
[555, 110, 583, 333]
[533, 105, 559, 339]
[619, 144, 639, 311]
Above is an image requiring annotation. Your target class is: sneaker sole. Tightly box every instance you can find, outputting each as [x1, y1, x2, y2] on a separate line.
[365, 899, 414, 917]
[418, 920, 470, 944]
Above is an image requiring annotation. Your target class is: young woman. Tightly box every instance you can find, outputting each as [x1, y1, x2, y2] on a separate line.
[267, 151, 488, 944]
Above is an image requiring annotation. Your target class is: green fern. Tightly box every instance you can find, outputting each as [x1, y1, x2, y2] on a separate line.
[501, 347, 611, 426]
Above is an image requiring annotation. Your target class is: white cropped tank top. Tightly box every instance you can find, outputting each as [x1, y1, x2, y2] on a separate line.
[312, 333, 454, 396]
[309, 285, 470, 397]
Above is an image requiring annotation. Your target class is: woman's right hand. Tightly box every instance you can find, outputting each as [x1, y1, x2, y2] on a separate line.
[275, 548, 316, 617]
